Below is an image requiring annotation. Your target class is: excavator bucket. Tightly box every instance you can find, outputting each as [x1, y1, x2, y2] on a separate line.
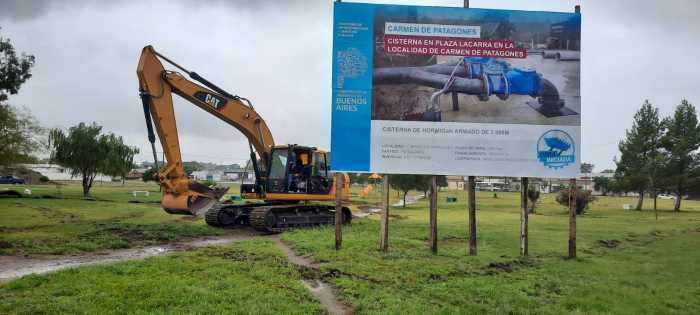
[162, 180, 230, 216]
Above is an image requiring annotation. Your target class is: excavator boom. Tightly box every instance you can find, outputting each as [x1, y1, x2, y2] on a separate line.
[137, 46, 274, 215]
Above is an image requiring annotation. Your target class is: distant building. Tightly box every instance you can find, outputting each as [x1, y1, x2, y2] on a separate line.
[223, 169, 254, 180]
[125, 168, 148, 180]
[23, 164, 77, 180]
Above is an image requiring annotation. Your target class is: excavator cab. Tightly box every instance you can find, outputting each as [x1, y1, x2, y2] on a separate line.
[264, 145, 333, 195]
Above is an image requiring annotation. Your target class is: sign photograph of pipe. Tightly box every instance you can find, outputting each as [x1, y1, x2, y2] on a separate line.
[331, 2, 581, 178]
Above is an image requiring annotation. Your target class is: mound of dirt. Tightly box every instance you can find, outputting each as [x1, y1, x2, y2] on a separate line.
[597, 239, 621, 248]
[0, 190, 23, 198]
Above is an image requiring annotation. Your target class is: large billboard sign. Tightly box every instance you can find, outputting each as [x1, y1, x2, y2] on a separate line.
[331, 2, 581, 178]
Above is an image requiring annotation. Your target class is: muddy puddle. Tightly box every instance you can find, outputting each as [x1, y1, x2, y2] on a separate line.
[265, 234, 347, 315]
[353, 194, 424, 218]
[0, 233, 258, 283]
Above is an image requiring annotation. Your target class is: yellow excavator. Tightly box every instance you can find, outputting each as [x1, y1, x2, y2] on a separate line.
[136, 46, 351, 233]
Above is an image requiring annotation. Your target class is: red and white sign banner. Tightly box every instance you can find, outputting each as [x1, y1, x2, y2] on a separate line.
[384, 36, 526, 58]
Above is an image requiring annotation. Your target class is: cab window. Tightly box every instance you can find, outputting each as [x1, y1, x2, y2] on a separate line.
[267, 150, 288, 193]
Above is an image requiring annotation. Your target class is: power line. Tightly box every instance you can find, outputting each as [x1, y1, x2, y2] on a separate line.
[582, 142, 618, 148]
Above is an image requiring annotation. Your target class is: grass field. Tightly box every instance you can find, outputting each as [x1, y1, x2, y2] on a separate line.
[1, 183, 699, 314]
[282, 190, 700, 314]
[0, 183, 229, 256]
[0, 239, 325, 314]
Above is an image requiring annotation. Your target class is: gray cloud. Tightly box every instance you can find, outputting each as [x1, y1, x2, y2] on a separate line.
[1, 0, 698, 172]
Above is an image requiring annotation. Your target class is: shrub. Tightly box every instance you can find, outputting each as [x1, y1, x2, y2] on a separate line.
[200, 179, 216, 186]
[55, 181, 63, 194]
[527, 187, 540, 213]
[556, 187, 598, 214]
[18, 166, 29, 174]
[39, 175, 49, 182]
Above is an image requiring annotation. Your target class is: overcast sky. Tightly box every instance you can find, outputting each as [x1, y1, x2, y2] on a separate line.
[1, 0, 699, 173]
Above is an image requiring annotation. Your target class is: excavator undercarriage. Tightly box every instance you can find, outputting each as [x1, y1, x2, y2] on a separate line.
[205, 203, 352, 233]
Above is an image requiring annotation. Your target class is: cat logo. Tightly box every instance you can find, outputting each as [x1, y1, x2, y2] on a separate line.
[204, 94, 219, 108]
[193, 91, 228, 111]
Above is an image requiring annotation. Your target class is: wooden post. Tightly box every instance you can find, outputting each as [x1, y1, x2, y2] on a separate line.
[380, 174, 390, 252]
[468, 175, 477, 255]
[429, 175, 438, 253]
[569, 3, 579, 259]
[335, 172, 343, 251]
[520, 177, 528, 255]
[568, 178, 577, 258]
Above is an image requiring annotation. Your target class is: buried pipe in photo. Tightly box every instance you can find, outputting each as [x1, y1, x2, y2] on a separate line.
[555, 51, 581, 61]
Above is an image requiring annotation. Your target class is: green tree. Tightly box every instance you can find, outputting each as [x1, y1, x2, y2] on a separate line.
[592, 176, 610, 196]
[661, 100, 700, 211]
[437, 175, 448, 191]
[527, 187, 540, 213]
[347, 172, 358, 185]
[183, 164, 198, 177]
[1, 28, 36, 103]
[644, 152, 668, 217]
[142, 168, 157, 183]
[556, 187, 598, 215]
[49, 122, 137, 196]
[615, 100, 664, 209]
[356, 173, 371, 185]
[390, 174, 421, 207]
[580, 162, 595, 174]
[601, 169, 615, 173]
[414, 175, 430, 197]
[0, 105, 45, 164]
[102, 135, 138, 187]
[607, 180, 620, 196]
[608, 179, 631, 197]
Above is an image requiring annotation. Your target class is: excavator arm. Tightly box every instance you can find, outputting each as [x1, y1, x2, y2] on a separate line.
[136, 45, 274, 215]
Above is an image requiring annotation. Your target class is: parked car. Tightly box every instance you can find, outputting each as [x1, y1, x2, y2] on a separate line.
[111, 177, 122, 182]
[0, 175, 25, 185]
[657, 193, 676, 200]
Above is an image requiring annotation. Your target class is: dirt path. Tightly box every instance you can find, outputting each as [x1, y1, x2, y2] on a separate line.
[0, 229, 348, 313]
[353, 194, 424, 218]
[0, 231, 261, 283]
[266, 234, 348, 315]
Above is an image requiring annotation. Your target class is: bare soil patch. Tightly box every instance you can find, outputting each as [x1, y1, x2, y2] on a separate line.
[597, 239, 621, 248]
